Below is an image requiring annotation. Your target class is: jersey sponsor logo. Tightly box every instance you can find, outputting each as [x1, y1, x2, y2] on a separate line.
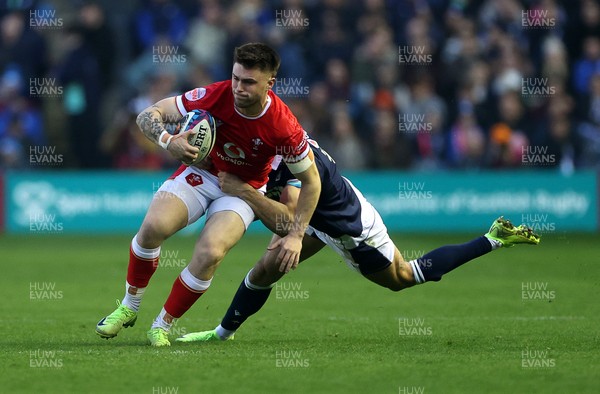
[223, 142, 246, 159]
[184, 87, 206, 101]
[185, 173, 203, 187]
[216, 151, 251, 166]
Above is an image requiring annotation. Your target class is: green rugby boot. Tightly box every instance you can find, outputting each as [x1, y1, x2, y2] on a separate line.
[147, 327, 171, 347]
[96, 301, 137, 339]
[176, 329, 234, 343]
[485, 216, 541, 247]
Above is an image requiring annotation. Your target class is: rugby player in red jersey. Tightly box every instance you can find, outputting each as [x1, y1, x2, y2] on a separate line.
[95, 43, 321, 346]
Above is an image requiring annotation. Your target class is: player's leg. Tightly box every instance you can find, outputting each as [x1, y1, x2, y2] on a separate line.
[96, 168, 208, 339]
[177, 233, 325, 342]
[122, 190, 189, 306]
[364, 216, 541, 290]
[148, 195, 254, 346]
[96, 180, 201, 339]
[400, 216, 539, 286]
[247, 230, 325, 286]
[331, 185, 540, 291]
[363, 248, 416, 291]
[359, 231, 496, 290]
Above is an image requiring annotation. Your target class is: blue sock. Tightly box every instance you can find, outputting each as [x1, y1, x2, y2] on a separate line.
[220, 273, 273, 331]
[410, 236, 492, 283]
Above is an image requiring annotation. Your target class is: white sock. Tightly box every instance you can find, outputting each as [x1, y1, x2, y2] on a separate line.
[131, 233, 161, 260]
[180, 266, 212, 291]
[244, 269, 275, 290]
[484, 235, 503, 250]
[215, 324, 235, 340]
[152, 308, 175, 331]
[122, 282, 145, 312]
[408, 260, 426, 284]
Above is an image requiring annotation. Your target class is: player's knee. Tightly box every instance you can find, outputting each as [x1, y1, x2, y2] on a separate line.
[253, 255, 282, 282]
[138, 219, 171, 247]
[194, 242, 227, 265]
[137, 221, 165, 247]
[248, 264, 277, 287]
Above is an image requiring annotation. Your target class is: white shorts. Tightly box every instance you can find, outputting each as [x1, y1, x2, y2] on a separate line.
[306, 181, 395, 275]
[157, 166, 262, 229]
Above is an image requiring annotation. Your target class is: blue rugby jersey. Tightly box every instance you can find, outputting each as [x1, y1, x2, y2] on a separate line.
[266, 139, 363, 238]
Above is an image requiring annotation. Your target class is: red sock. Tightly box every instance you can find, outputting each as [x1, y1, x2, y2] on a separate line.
[163, 267, 212, 318]
[126, 236, 159, 288]
[164, 277, 205, 318]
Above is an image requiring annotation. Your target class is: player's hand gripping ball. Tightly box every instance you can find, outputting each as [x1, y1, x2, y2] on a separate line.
[180, 109, 216, 166]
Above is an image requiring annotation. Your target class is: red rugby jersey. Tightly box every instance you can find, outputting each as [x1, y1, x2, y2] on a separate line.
[175, 81, 309, 188]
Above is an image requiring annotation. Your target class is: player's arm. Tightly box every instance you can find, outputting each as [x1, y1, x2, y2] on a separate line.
[277, 149, 321, 272]
[136, 97, 199, 163]
[218, 171, 299, 236]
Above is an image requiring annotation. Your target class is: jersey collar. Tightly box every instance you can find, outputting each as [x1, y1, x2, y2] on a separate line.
[234, 95, 272, 119]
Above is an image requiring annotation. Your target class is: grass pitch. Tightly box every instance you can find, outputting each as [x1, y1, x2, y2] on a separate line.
[1, 231, 598, 393]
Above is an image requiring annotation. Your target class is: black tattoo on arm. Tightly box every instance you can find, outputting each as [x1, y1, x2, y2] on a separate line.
[136, 105, 166, 144]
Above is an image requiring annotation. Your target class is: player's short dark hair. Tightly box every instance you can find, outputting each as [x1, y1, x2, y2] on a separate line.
[233, 43, 280, 77]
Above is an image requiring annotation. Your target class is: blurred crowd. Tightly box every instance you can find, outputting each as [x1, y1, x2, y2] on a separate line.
[1, 0, 599, 172]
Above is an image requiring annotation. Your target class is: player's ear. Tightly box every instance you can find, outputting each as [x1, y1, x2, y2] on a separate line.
[267, 76, 276, 90]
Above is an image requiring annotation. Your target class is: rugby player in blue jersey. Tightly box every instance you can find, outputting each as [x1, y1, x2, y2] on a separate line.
[177, 138, 540, 342]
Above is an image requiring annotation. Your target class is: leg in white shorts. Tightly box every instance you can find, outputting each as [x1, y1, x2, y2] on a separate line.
[158, 166, 261, 229]
[305, 187, 395, 276]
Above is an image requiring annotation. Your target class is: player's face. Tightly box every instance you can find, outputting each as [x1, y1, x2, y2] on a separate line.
[231, 63, 275, 113]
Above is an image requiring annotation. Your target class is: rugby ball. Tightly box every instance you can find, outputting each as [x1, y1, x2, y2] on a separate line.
[180, 109, 216, 165]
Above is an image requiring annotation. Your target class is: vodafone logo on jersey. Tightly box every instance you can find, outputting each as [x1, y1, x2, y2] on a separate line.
[184, 88, 206, 101]
[223, 142, 246, 159]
